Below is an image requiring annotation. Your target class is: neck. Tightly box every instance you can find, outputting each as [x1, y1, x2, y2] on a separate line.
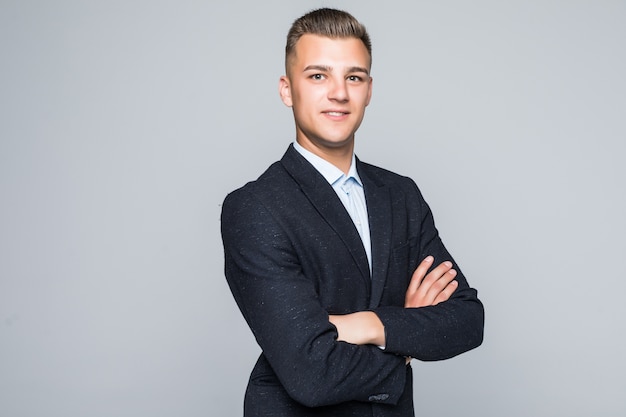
[295, 138, 354, 175]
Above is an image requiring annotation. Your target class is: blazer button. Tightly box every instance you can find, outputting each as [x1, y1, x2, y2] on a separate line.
[368, 393, 390, 402]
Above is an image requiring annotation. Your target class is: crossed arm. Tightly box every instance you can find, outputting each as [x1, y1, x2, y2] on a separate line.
[223, 182, 483, 406]
[329, 255, 458, 348]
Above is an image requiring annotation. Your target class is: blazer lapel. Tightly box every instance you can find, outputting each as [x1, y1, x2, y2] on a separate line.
[280, 146, 371, 286]
[358, 160, 393, 309]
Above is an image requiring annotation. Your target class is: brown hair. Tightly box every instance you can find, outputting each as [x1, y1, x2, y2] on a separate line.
[285, 8, 372, 72]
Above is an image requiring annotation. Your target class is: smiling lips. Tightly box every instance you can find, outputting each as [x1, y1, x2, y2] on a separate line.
[323, 111, 350, 118]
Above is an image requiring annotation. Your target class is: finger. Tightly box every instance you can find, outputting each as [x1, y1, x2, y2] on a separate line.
[433, 279, 458, 305]
[424, 267, 457, 302]
[406, 256, 434, 296]
[406, 259, 452, 307]
[414, 261, 453, 299]
[405, 260, 458, 308]
[421, 261, 454, 287]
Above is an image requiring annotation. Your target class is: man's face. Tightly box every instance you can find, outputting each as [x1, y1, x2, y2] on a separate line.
[279, 34, 372, 155]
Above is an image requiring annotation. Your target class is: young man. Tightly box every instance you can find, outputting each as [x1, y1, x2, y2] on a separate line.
[221, 8, 484, 416]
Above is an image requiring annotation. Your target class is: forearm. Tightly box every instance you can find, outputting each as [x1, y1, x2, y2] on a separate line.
[329, 311, 386, 347]
[328, 255, 483, 360]
[328, 264, 483, 360]
[374, 288, 484, 360]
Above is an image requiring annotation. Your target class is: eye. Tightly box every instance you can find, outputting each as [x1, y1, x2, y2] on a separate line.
[347, 75, 363, 82]
[310, 74, 325, 81]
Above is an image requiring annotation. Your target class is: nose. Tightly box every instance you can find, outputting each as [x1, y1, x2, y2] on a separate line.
[328, 77, 348, 102]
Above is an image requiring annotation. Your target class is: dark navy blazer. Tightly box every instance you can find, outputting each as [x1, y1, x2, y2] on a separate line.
[221, 145, 484, 416]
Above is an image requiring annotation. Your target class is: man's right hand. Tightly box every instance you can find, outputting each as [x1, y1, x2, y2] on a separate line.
[404, 256, 458, 308]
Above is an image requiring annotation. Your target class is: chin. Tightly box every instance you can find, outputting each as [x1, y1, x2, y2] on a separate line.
[320, 136, 353, 147]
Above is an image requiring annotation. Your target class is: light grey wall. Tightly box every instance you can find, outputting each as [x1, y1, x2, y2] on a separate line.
[1, 1, 624, 416]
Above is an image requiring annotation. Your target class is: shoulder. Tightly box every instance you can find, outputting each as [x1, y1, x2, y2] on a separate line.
[222, 160, 298, 218]
[228, 161, 285, 192]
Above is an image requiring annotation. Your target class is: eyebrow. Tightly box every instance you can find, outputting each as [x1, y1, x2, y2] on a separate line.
[303, 65, 370, 75]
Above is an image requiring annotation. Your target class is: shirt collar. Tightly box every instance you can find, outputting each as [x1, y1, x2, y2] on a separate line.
[293, 141, 363, 187]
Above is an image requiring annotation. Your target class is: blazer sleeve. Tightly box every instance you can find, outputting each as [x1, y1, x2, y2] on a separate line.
[221, 188, 408, 408]
[373, 179, 485, 360]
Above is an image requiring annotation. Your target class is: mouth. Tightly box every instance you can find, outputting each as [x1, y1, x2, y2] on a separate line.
[323, 111, 350, 117]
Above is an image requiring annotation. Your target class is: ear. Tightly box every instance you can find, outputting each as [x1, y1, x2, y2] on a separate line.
[278, 75, 293, 107]
[365, 76, 373, 106]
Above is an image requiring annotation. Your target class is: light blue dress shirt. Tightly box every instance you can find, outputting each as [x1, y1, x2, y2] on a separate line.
[293, 141, 372, 273]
